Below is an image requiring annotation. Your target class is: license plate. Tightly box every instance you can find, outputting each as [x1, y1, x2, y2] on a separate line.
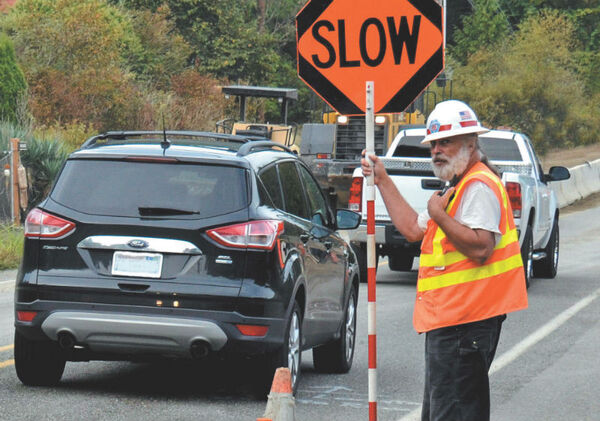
[111, 251, 163, 278]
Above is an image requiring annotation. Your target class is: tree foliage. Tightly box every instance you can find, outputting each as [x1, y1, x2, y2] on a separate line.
[451, 0, 511, 64]
[0, 33, 26, 124]
[452, 11, 598, 152]
[2, 0, 141, 130]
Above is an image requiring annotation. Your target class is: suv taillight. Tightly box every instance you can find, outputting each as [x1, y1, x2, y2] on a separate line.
[348, 177, 363, 212]
[24, 208, 76, 239]
[207, 220, 283, 250]
[505, 182, 522, 219]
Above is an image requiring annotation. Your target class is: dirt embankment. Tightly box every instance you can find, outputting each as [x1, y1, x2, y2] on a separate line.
[541, 142, 600, 214]
[541, 142, 600, 170]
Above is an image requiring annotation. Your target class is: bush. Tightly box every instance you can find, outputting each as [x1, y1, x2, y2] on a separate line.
[33, 121, 96, 153]
[451, 11, 600, 153]
[0, 32, 26, 124]
[20, 136, 69, 209]
[0, 224, 23, 270]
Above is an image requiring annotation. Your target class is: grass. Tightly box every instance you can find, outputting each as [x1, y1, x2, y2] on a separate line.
[0, 224, 23, 270]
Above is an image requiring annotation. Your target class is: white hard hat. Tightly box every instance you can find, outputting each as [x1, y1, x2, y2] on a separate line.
[421, 100, 489, 143]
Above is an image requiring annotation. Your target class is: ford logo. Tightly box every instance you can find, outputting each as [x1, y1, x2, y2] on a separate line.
[128, 239, 149, 249]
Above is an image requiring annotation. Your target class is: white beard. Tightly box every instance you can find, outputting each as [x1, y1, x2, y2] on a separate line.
[432, 144, 471, 181]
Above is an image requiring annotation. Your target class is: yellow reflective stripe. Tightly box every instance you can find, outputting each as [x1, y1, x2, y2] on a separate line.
[418, 253, 524, 292]
[420, 228, 519, 267]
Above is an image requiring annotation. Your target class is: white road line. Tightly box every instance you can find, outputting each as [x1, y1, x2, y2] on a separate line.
[397, 286, 600, 421]
[0, 280, 15, 286]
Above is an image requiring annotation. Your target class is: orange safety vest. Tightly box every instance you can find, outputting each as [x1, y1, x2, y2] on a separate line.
[414, 162, 528, 333]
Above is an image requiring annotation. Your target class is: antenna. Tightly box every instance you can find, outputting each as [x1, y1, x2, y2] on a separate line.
[160, 115, 171, 153]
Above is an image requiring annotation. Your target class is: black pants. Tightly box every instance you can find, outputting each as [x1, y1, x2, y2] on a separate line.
[421, 315, 505, 421]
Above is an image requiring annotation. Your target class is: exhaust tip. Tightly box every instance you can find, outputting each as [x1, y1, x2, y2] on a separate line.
[190, 340, 211, 360]
[57, 331, 76, 350]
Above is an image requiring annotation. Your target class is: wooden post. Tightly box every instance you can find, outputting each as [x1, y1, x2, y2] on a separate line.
[10, 138, 20, 225]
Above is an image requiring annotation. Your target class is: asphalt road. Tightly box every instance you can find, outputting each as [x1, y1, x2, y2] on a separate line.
[1, 204, 599, 421]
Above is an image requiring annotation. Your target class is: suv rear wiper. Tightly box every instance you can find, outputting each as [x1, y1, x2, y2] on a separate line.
[138, 207, 200, 216]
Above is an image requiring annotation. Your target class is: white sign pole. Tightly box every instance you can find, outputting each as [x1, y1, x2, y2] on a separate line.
[365, 81, 377, 421]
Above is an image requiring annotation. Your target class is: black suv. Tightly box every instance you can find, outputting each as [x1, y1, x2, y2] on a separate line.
[14, 131, 361, 393]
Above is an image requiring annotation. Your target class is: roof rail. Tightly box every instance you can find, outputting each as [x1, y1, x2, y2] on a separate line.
[80, 130, 250, 149]
[237, 141, 293, 157]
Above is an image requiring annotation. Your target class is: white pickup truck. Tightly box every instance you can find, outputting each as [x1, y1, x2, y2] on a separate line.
[347, 127, 571, 286]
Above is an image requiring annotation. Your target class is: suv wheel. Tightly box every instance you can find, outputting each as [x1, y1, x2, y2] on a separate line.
[262, 301, 302, 396]
[313, 286, 357, 373]
[14, 331, 66, 386]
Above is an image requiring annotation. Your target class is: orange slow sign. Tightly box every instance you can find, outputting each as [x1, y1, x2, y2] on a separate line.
[296, 0, 444, 115]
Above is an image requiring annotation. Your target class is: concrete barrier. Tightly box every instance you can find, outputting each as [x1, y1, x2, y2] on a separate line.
[550, 159, 600, 208]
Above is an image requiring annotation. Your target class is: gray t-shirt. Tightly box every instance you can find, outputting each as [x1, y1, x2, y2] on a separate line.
[417, 181, 502, 245]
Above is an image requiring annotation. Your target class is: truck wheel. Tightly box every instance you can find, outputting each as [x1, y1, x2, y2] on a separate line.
[533, 219, 559, 279]
[521, 225, 533, 289]
[388, 254, 414, 272]
[14, 331, 66, 386]
[352, 243, 378, 283]
[313, 286, 357, 373]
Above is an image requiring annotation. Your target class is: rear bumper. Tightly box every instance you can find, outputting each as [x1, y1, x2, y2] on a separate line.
[14, 300, 287, 360]
[40, 311, 229, 355]
[348, 222, 388, 244]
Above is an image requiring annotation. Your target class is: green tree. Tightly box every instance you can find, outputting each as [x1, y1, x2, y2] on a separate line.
[452, 11, 599, 152]
[0, 33, 26, 124]
[450, 0, 511, 64]
[1, 0, 141, 130]
[126, 4, 193, 89]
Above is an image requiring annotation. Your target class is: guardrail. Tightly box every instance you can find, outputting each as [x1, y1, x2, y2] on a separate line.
[549, 158, 600, 208]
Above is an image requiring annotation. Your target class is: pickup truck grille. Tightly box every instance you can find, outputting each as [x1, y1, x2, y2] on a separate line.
[335, 117, 385, 160]
[380, 158, 432, 172]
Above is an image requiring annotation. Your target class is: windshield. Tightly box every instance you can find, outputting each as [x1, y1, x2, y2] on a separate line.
[51, 159, 248, 218]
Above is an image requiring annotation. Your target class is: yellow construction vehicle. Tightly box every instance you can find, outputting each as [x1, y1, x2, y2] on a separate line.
[216, 85, 300, 154]
[300, 109, 425, 208]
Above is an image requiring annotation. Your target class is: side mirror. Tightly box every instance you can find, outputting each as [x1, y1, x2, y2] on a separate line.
[336, 209, 361, 230]
[546, 166, 570, 182]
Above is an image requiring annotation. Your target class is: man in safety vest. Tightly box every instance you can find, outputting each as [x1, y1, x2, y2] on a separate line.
[361, 100, 528, 421]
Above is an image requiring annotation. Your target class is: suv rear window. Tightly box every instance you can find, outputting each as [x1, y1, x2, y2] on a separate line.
[51, 159, 248, 218]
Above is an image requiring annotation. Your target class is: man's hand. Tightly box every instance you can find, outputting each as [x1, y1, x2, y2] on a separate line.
[361, 149, 388, 185]
[427, 187, 455, 219]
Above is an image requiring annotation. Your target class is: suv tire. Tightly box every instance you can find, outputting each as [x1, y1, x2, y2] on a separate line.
[261, 301, 302, 396]
[313, 286, 357, 373]
[14, 331, 66, 386]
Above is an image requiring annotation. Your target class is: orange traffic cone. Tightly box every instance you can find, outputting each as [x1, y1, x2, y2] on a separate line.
[259, 367, 296, 421]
